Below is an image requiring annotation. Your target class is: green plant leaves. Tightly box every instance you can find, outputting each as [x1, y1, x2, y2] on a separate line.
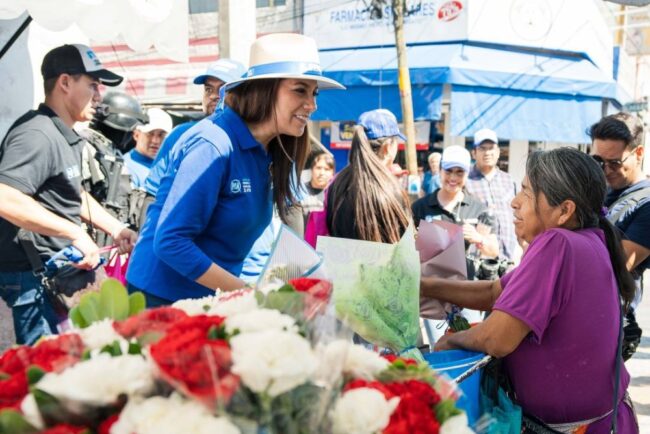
[99, 279, 129, 321]
[69, 279, 146, 328]
[0, 410, 37, 434]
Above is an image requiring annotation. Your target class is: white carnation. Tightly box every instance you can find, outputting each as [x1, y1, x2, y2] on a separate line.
[230, 330, 318, 397]
[172, 295, 221, 315]
[208, 290, 259, 317]
[20, 394, 44, 429]
[76, 318, 127, 350]
[331, 388, 399, 434]
[256, 281, 284, 295]
[37, 353, 155, 406]
[440, 413, 474, 434]
[225, 308, 297, 334]
[315, 340, 389, 384]
[110, 393, 240, 434]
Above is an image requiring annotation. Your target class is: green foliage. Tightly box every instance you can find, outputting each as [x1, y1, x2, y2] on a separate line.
[26, 366, 46, 385]
[434, 399, 462, 424]
[377, 360, 436, 384]
[69, 279, 146, 328]
[0, 410, 37, 434]
[269, 384, 327, 434]
[256, 285, 304, 318]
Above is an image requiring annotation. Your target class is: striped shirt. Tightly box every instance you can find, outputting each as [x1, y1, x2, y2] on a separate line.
[465, 166, 518, 260]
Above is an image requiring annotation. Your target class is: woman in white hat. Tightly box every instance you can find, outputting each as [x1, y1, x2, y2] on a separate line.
[411, 145, 499, 278]
[126, 33, 343, 305]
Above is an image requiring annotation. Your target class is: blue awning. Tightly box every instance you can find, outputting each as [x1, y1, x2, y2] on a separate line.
[451, 86, 603, 143]
[315, 83, 442, 122]
[315, 42, 618, 142]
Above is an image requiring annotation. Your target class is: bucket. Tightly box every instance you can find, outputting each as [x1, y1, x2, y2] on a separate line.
[423, 349, 484, 425]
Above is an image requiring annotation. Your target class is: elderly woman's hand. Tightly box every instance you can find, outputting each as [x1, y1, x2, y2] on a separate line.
[433, 333, 459, 352]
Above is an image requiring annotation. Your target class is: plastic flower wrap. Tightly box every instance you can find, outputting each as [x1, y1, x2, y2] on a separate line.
[317, 226, 422, 361]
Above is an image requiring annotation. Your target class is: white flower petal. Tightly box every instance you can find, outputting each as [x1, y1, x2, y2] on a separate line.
[230, 331, 318, 397]
[110, 393, 240, 434]
[37, 354, 155, 406]
[331, 388, 399, 434]
[440, 413, 474, 434]
[225, 308, 297, 334]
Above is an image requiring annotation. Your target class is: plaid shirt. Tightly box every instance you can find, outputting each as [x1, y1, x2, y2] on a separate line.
[465, 166, 518, 259]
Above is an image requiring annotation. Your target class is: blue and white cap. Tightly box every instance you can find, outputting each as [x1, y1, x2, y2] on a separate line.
[193, 58, 246, 85]
[358, 109, 406, 140]
[223, 33, 344, 92]
[441, 146, 471, 172]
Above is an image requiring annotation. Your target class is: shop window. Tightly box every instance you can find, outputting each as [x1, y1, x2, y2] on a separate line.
[257, 0, 286, 7]
[189, 0, 218, 14]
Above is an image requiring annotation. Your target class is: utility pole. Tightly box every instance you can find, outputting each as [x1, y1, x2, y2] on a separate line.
[218, 0, 256, 66]
[391, 0, 418, 187]
[369, 0, 419, 196]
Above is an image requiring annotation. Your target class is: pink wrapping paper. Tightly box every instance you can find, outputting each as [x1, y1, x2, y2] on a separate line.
[416, 220, 467, 319]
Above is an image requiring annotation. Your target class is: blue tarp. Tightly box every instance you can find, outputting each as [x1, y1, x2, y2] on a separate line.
[450, 85, 603, 143]
[315, 42, 618, 143]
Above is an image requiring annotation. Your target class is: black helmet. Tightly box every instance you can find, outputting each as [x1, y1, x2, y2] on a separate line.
[94, 92, 148, 132]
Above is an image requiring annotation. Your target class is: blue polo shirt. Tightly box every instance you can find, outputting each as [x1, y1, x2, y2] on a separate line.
[126, 107, 273, 300]
[124, 149, 154, 189]
[143, 121, 197, 195]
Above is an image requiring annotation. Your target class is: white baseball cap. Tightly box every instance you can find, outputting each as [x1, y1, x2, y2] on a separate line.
[441, 146, 471, 172]
[136, 108, 172, 134]
[473, 128, 498, 147]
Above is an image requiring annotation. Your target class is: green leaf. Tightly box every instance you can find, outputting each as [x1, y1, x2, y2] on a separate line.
[434, 399, 462, 424]
[127, 342, 142, 355]
[0, 372, 9, 381]
[78, 292, 102, 326]
[99, 341, 123, 357]
[32, 389, 63, 426]
[68, 306, 88, 329]
[99, 279, 130, 321]
[26, 366, 46, 385]
[0, 410, 38, 434]
[128, 292, 146, 316]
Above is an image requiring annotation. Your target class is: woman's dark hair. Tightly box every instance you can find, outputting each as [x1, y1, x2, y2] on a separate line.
[225, 79, 309, 220]
[526, 148, 635, 308]
[588, 112, 644, 150]
[328, 126, 411, 243]
[310, 152, 335, 171]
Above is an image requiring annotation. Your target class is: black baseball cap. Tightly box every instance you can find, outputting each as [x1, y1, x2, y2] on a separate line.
[41, 44, 123, 86]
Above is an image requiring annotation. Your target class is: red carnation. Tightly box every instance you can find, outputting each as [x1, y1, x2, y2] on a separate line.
[0, 334, 83, 411]
[97, 414, 119, 434]
[150, 315, 240, 407]
[383, 354, 419, 366]
[287, 278, 332, 318]
[113, 306, 188, 340]
[0, 371, 28, 410]
[344, 378, 443, 434]
[383, 380, 442, 434]
[40, 424, 87, 434]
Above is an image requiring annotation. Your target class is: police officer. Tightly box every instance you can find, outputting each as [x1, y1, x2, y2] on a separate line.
[79, 92, 148, 235]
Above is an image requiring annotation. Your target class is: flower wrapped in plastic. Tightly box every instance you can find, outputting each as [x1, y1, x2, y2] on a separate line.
[317, 226, 423, 361]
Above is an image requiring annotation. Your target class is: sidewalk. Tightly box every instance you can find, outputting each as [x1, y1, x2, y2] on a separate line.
[627, 273, 650, 431]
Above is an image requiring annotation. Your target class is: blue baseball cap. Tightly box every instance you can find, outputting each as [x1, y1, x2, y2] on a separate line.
[193, 58, 246, 85]
[357, 109, 406, 140]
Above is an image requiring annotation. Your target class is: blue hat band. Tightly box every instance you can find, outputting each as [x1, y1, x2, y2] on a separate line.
[245, 61, 323, 79]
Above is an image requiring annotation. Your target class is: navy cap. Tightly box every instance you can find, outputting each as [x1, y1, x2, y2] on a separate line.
[193, 58, 246, 85]
[357, 109, 406, 140]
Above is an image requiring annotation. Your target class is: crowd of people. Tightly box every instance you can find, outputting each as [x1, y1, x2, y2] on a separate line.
[0, 32, 647, 432]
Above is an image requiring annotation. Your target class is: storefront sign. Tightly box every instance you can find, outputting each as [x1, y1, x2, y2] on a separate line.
[304, 0, 468, 50]
[330, 121, 431, 150]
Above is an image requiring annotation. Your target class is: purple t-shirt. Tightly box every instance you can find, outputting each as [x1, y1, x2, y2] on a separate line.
[495, 228, 636, 432]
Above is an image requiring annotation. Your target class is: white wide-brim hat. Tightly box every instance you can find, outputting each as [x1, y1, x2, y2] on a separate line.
[223, 33, 345, 92]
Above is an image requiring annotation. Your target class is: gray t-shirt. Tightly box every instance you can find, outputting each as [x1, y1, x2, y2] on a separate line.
[0, 104, 84, 271]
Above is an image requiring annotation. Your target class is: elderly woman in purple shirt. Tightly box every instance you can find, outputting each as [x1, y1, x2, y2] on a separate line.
[421, 148, 638, 433]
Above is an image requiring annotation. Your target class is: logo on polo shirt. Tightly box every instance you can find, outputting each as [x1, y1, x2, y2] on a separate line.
[230, 178, 253, 194]
[66, 165, 81, 180]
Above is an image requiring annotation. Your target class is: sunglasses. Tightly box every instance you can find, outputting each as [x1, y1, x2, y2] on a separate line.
[591, 153, 633, 170]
